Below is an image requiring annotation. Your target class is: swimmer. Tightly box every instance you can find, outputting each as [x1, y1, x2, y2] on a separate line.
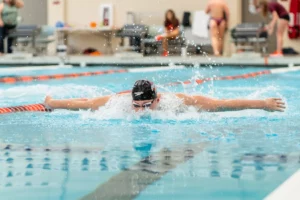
[44, 80, 286, 113]
[205, 0, 230, 56]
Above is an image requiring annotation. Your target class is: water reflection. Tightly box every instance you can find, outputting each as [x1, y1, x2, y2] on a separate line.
[1, 138, 300, 200]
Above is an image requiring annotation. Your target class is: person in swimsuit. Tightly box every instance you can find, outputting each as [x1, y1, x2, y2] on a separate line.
[44, 80, 285, 113]
[257, 0, 290, 57]
[205, 0, 230, 56]
[155, 9, 180, 57]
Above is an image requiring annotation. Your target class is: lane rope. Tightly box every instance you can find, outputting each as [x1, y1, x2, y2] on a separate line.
[0, 66, 185, 84]
[117, 66, 300, 93]
[166, 70, 272, 86]
[0, 69, 128, 84]
[164, 66, 300, 86]
[0, 104, 52, 114]
[0, 66, 299, 114]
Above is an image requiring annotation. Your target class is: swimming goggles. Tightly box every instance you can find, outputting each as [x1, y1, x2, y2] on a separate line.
[132, 100, 154, 108]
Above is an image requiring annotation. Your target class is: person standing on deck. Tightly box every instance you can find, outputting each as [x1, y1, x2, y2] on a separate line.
[205, 0, 230, 56]
[257, 0, 290, 57]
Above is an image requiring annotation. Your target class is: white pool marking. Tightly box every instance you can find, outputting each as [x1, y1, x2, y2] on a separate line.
[270, 66, 300, 74]
[0, 65, 73, 72]
[128, 65, 185, 73]
[0, 65, 184, 74]
[264, 170, 300, 200]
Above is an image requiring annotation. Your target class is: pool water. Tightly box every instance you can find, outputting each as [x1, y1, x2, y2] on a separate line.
[0, 65, 299, 200]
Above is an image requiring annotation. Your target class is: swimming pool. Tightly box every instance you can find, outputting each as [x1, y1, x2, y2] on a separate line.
[0, 65, 299, 200]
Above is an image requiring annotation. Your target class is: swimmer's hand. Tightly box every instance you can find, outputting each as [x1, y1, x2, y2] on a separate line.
[264, 98, 286, 112]
[44, 96, 53, 108]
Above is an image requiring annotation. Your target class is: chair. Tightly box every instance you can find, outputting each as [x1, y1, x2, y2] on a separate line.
[4, 25, 41, 54]
[231, 23, 268, 55]
[33, 25, 55, 55]
[15, 25, 55, 55]
[116, 24, 148, 53]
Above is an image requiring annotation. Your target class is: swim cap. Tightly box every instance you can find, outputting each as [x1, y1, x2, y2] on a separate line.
[132, 80, 157, 101]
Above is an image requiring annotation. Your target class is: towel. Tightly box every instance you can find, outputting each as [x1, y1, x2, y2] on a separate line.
[192, 11, 210, 38]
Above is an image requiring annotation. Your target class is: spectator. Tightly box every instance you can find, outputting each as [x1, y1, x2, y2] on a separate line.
[155, 9, 180, 57]
[0, 0, 24, 54]
[206, 0, 230, 56]
[257, 0, 289, 57]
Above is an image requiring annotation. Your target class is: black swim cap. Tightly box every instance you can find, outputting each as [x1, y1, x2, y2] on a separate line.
[132, 80, 157, 101]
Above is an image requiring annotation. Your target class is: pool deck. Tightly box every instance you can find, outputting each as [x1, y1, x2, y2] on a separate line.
[0, 54, 300, 67]
[265, 170, 300, 200]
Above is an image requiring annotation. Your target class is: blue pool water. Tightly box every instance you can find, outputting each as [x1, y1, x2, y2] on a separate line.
[0, 65, 299, 200]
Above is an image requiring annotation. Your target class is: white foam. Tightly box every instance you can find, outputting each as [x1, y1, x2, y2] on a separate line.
[270, 66, 300, 74]
[0, 65, 72, 73]
[78, 93, 286, 121]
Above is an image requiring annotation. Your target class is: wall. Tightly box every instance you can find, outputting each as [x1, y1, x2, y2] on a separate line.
[47, 0, 66, 26]
[18, 0, 47, 25]
[47, 0, 242, 55]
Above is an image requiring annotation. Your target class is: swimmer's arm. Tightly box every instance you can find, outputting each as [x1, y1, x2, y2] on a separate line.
[176, 94, 285, 112]
[44, 96, 111, 111]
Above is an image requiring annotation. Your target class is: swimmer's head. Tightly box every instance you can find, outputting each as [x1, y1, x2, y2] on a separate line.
[131, 80, 159, 111]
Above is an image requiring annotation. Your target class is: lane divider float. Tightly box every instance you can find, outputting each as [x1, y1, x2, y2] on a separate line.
[166, 66, 300, 86]
[0, 66, 185, 84]
[0, 66, 299, 114]
[0, 69, 128, 84]
[0, 104, 52, 114]
[167, 70, 271, 86]
[117, 66, 300, 94]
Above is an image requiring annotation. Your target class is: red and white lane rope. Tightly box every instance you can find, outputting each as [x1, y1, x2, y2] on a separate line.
[166, 66, 300, 86]
[0, 66, 185, 84]
[0, 104, 52, 114]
